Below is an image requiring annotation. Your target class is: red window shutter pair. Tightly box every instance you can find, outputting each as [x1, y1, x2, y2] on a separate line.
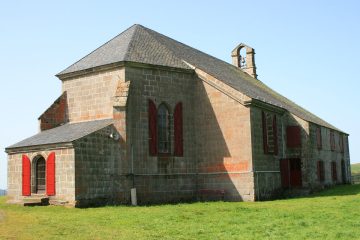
[262, 111, 278, 155]
[286, 126, 301, 148]
[21, 153, 56, 196]
[148, 100, 183, 156]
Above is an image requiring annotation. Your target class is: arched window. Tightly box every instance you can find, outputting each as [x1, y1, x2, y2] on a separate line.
[157, 103, 170, 154]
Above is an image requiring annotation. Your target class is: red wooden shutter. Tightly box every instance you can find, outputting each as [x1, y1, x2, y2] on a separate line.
[273, 115, 278, 155]
[286, 126, 301, 148]
[148, 99, 157, 156]
[262, 111, 268, 154]
[174, 102, 183, 156]
[46, 152, 56, 196]
[330, 131, 335, 151]
[316, 127, 322, 150]
[331, 162, 337, 181]
[22, 155, 31, 196]
[339, 134, 344, 153]
[317, 161, 325, 182]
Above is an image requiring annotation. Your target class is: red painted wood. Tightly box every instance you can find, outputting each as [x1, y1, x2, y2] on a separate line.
[339, 134, 344, 153]
[330, 131, 335, 151]
[262, 111, 268, 154]
[22, 155, 31, 196]
[317, 161, 325, 182]
[286, 126, 301, 148]
[46, 152, 56, 196]
[331, 161, 337, 181]
[273, 115, 278, 155]
[174, 102, 183, 156]
[280, 159, 290, 188]
[289, 158, 302, 187]
[148, 99, 157, 156]
[316, 127, 322, 150]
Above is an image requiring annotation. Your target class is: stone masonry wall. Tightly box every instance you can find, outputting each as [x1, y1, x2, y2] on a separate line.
[194, 76, 254, 202]
[125, 66, 196, 204]
[250, 106, 283, 200]
[7, 148, 75, 204]
[61, 68, 124, 123]
[72, 125, 126, 206]
[251, 104, 349, 199]
[39, 92, 68, 131]
[308, 123, 350, 187]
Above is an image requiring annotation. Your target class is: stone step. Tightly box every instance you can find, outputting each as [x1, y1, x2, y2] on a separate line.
[49, 199, 69, 206]
[22, 196, 49, 206]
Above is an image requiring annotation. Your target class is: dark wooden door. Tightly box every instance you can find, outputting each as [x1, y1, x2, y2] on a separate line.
[280, 159, 290, 188]
[280, 158, 302, 188]
[36, 158, 46, 193]
[289, 158, 302, 187]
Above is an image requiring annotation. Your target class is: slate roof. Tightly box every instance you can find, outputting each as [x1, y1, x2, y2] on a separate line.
[58, 24, 342, 132]
[6, 119, 114, 150]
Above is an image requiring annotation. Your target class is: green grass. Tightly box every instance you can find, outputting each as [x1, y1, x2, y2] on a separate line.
[351, 163, 360, 174]
[1, 185, 360, 240]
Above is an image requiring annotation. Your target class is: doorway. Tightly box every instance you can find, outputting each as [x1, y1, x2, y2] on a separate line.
[280, 158, 302, 188]
[35, 157, 46, 193]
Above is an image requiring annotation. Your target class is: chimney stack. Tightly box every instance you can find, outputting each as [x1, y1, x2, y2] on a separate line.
[231, 43, 257, 79]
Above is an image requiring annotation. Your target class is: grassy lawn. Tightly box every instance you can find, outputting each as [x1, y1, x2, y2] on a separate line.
[351, 163, 360, 174]
[1, 185, 360, 240]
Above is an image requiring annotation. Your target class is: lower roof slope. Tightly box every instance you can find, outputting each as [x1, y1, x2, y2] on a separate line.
[58, 24, 343, 133]
[6, 119, 114, 150]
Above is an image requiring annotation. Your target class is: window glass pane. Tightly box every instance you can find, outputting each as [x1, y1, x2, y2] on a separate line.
[157, 104, 170, 153]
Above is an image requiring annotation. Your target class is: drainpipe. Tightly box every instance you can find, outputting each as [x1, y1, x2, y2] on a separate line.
[130, 145, 137, 206]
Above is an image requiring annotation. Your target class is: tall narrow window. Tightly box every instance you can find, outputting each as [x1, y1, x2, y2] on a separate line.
[316, 126, 322, 150]
[157, 103, 170, 154]
[262, 111, 278, 155]
[174, 102, 183, 156]
[330, 131, 335, 151]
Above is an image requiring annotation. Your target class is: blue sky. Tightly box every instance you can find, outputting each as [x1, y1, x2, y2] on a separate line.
[0, 1, 359, 189]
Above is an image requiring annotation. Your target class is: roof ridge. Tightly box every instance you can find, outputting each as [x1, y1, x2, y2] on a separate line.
[56, 24, 138, 76]
[140, 25, 258, 81]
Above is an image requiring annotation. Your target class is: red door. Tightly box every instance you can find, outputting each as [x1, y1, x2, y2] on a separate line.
[280, 159, 290, 188]
[280, 158, 302, 188]
[289, 158, 302, 187]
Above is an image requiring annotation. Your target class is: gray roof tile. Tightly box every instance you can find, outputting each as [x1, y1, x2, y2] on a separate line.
[6, 119, 114, 150]
[58, 24, 343, 132]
